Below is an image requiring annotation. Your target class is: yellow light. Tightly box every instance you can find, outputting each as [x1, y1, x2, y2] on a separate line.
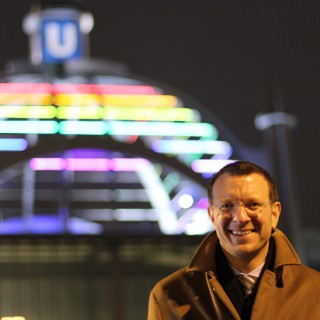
[104, 106, 197, 121]
[57, 106, 103, 119]
[54, 93, 100, 106]
[0, 105, 56, 119]
[1, 317, 26, 320]
[0, 93, 52, 105]
[101, 94, 178, 108]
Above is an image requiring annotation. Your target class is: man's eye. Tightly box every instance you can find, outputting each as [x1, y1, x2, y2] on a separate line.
[220, 203, 235, 210]
[245, 202, 261, 209]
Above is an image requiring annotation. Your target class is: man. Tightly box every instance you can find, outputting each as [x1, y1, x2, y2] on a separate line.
[148, 161, 320, 319]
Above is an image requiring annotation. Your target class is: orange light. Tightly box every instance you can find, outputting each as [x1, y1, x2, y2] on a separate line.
[54, 94, 100, 106]
[0, 93, 52, 105]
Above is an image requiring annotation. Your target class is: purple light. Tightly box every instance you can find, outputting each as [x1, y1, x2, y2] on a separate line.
[66, 158, 111, 171]
[196, 197, 209, 209]
[0, 215, 103, 235]
[30, 158, 65, 170]
[30, 157, 150, 172]
[112, 158, 149, 171]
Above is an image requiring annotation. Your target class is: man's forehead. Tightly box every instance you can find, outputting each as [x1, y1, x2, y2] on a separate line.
[212, 172, 269, 191]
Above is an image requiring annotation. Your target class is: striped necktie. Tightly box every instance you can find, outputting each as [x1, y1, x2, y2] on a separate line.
[237, 274, 258, 297]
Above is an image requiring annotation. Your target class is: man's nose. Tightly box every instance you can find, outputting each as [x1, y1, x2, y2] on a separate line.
[232, 203, 251, 223]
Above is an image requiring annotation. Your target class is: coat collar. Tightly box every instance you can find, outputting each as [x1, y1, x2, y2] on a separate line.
[186, 229, 301, 275]
[272, 229, 301, 268]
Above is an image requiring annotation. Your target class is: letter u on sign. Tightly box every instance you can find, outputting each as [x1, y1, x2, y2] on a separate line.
[41, 19, 82, 63]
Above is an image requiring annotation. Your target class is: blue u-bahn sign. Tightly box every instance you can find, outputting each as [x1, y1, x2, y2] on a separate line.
[41, 16, 82, 63]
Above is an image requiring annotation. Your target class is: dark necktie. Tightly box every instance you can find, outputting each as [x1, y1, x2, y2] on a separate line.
[237, 274, 258, 297]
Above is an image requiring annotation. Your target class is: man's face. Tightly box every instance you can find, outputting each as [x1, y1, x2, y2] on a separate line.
[208, 173, 281, 267]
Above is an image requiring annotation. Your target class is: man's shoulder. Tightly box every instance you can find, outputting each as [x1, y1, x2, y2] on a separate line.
[299, 264, 320, 278]
[285, 263, 320, 283]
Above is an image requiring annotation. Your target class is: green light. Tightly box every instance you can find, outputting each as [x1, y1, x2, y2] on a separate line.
[59, 121, 108, 135]
[104, 106, 197, 121]
[0, 105, 56, 119]
[57, 106, 103, 119]
[0, 120, 58, 134]
[108, 121, 217, 138]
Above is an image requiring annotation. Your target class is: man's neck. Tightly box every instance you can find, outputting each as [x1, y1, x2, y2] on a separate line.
[222, 243, 269, 274]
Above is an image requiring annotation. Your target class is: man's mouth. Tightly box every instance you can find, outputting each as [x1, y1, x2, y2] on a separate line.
[230, 230, 255, 236]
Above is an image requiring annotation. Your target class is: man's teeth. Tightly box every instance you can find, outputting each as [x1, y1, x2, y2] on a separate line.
[231, 230, 253, 235]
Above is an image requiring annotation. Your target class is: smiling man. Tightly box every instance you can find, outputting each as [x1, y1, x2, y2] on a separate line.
[148, 161, 320, 320]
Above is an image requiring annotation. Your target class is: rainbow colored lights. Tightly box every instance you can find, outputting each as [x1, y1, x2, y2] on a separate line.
[0, 82, 233, 175]
[0, 82, 234, 235]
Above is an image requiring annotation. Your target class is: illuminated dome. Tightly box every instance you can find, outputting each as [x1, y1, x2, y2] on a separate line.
[0, 0, 238, 236]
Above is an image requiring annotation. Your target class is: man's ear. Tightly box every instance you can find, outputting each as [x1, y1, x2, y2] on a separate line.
[271, 201, 281, 229]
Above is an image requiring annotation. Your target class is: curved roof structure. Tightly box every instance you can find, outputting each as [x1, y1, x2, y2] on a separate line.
[0, 1, 240, 236]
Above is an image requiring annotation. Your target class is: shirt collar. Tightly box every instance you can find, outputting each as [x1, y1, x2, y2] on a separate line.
[229, 263, 264, 277]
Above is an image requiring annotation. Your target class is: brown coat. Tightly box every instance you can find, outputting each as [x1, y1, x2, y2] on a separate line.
[148, 229, 320, 319]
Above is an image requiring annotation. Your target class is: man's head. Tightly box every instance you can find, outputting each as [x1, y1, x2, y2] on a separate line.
[207, 161, 281, 271]
[207, 160, 279, 205]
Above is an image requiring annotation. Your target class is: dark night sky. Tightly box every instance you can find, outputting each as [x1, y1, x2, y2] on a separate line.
[0, 0, 320, 235]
